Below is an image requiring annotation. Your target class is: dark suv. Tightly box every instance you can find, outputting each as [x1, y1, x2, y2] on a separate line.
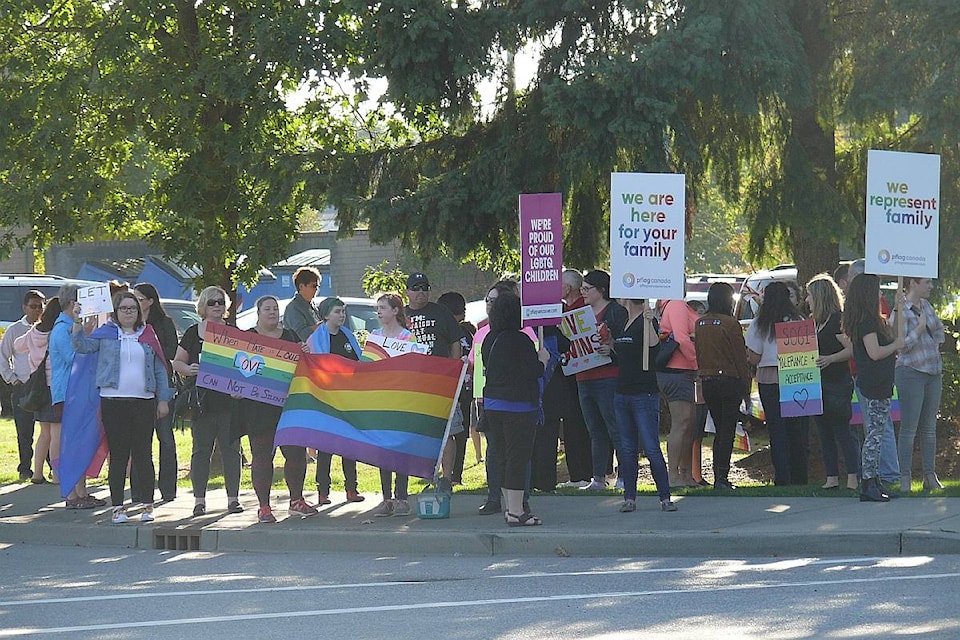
[0, 274, 101, 328]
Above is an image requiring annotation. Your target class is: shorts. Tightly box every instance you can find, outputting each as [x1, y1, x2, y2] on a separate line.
[656, 369, 697, 403]
[35, 400, 64, 423]
[448, 403, 465, 437]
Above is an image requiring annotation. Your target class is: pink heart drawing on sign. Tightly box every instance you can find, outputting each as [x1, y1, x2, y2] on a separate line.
[793, 388, 809, 409]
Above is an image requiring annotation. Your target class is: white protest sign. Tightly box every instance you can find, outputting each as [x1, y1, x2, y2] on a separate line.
[610, 172, 686, 299]
[558, 306, 610, 376]
[76, 284, 113, 316]
[865, 150, 940, 278]
[361, 333, 430, 360]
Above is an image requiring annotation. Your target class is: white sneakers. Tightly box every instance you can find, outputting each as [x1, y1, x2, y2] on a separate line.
[111, 504, 154, 524]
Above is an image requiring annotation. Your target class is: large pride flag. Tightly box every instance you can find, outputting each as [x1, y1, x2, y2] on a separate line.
[274, 353, 466, 479]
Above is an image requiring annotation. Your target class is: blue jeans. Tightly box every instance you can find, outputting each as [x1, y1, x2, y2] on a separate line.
[614, 392, 669, 501]
[855, 381, 899, 482]
[578, 377, 621, 481]
[895, 367, 942, 477]
[816, 381, 860, 477]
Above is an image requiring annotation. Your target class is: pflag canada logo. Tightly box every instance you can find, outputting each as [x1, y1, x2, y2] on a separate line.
[622, 273, 636, 288]
[877, 249, 891, 264]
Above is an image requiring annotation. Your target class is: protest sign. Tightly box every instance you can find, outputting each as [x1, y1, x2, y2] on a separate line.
[197, 323, 300, 406]
[519, 193, 564, 326]
[865, 150, 940, 278]
[558, 305, 610, 375]
[776, 319, 822, 417]
[76, 284, 113, 317]
[361, 333, 430, 361]
[609, 172, 685, 299]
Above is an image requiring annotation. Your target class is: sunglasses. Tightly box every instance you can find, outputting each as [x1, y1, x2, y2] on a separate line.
[409, 284, 430, 292]
[25, 303, 43, 310]
[207, 299, 226, 307]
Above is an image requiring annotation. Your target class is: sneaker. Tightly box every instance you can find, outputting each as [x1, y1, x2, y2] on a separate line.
[192, 503, 206, 517]
[392, 499, 411, 516]
[19, 471, 31, 482]
[316, 493, 332, 506]
[111, 507, 128, 524]
[619, 499, 636, 512]
[227, 501, 244, 514]
[374, 500, 395, 517]
[559, 480, 591, 489]
[257, 506, 277, 524]
[87, 495, 108, 507]
[345, 490, 365, 503]
[289, 498, 319, 517]
[140, 507, 155, 523]
[437, 477, 453, 494]
[580, 480, 608, 491]
[660, 500, 678, 512]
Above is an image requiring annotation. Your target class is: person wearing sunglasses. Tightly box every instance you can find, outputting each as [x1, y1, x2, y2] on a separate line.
[173, 286, 244, 517]
[72, 291, 172, 524]
[0, 289, 46, 482]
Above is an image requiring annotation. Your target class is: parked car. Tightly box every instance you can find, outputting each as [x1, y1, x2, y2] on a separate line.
[234, 295, 379, 335]
[734, 265, 798, 328]
[159, 299, 202, 339]
[0, 274, 102, 329]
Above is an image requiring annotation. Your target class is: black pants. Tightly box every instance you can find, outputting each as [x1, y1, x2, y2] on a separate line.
[153, 411, 177, 500]
[11, 384, 36, 476]
[101, 397, 156, 507]
[531, 372, 563, 490]
[701, 376, 744, 484]
[486, 409, 538, 491]
[451, 394, 472, 482]
[315, 452, 358, 494]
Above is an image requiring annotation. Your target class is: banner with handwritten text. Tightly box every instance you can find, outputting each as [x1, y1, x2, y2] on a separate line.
[197, 323, 301, 406]
[558, 306, 610, 376]
[776, 319, 823, 417]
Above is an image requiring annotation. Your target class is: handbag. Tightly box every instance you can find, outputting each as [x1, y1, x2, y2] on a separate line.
[655, 333, 680, 370]
[173, 375, 203, 423]
[19, 351, 51, 412]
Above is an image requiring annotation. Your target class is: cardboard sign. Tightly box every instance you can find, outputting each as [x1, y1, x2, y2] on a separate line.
[76, 284, 113, 317]
[865, 150, 940, 277]
[558, 306, 610, 375]
[361, 332, 430, 360]
[609, 172, 686, 299]
[197, 323, 301, 406]
[776, 319, 823, 417]
[519, 193, 564, 326]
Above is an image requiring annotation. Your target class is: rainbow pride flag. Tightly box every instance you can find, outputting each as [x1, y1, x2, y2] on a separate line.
[275, 353, 466, 479]
[850, 386, 901, 425]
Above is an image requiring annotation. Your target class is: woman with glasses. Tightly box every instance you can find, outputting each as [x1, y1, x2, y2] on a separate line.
[173, 286, 243, 517]
[133, 282, 179, 503]
[72, 291, 172, 524]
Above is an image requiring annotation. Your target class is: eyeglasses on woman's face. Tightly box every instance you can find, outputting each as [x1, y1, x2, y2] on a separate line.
[117, 305, 139, 313]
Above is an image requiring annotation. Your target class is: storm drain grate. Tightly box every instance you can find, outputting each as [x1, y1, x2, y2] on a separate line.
[153, 528, 202, 551]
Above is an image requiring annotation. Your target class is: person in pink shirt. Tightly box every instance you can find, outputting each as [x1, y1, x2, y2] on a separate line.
[657, 296, 701, 488]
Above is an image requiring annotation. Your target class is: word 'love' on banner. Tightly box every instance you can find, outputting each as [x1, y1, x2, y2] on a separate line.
[776, 319, 823, 418]
[197, 323, 301, 406]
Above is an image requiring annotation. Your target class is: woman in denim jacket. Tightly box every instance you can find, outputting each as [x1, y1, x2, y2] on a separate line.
[72, 291, 172, 523]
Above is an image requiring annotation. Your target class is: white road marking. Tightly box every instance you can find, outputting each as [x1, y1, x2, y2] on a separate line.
[2, 571, 959, 637]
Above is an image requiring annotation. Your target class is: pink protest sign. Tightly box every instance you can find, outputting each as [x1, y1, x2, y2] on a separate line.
[519, 193, 563, 327]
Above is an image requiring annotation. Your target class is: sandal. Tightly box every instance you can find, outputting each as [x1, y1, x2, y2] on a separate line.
[505, 512, 542, 527]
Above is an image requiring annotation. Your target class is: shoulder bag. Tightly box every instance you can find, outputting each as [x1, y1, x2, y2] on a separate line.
[19, 351, 51, 412]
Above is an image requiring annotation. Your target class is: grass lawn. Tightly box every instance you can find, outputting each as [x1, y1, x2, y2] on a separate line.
[2, 417, 956, 498]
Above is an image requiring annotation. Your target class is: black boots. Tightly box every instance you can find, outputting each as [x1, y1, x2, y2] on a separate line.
[859, 477, 890, 503]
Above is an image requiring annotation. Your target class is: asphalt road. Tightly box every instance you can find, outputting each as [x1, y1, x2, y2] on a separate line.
[2, 544, 959, 639]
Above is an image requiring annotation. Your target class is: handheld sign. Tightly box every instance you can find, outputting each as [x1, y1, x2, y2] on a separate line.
[77, 284, 113, 317]
[865, 150, 940, 278]
[775, 319, 822, 417]
[361, 333, 430, 360]
[558, 306, 610, 375]
[519, 193, 564, 326]
[196, 323, 301, 406]
[609, 172, 686, 299]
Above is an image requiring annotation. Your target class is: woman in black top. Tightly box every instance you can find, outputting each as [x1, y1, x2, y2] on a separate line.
[612, 299, 676, 512]
[805, 274, 859, 491]
[133, 282, 179, 503]
[481, 292, 549, 526]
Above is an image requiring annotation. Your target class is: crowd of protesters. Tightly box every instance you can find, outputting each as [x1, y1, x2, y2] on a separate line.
[4, 260, 947, 526]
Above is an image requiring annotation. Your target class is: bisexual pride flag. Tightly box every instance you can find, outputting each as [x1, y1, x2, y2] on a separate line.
[275, 353, 465, 479]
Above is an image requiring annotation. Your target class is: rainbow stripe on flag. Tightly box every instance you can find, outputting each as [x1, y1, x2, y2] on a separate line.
[196, 323, 301, 406]
[274, 353, 466, 479]
[851, 386, 901, 425]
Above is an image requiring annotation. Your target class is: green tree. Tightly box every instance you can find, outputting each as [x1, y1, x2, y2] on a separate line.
[0, 1, 361, 294]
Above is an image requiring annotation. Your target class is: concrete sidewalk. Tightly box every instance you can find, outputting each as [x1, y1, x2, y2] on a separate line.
[2, 481, 960, 557]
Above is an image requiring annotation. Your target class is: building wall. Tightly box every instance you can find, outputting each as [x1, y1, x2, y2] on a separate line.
[0, 246, 35, 273]
[45, 240, 155, 280]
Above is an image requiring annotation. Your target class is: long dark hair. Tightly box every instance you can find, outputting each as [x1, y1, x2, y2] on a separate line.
[37, 297, 62, 332]
[706, 282, 735, 316]
[488, 291, 521, 333]
[754, 281, 801, 340]
[133, 282, 169, 326]
[843, 274, 891, 343]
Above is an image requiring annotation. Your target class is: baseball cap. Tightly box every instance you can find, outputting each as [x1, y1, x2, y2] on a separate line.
[406, 272, 430, 290]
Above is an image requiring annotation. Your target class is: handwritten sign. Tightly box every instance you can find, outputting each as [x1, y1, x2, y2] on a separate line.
[776, 319, 822, 417]
[865, 150, 940, 278]
[558, 306, 610, 376]
[77, 284, 112, 317]
[609, 172, 686, 299]
[361, 333, 429, 361]
[519, 193, 564, 326]
[197, 323, 301, 406]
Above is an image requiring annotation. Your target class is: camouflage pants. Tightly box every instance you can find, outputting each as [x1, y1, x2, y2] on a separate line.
[861, 397, 891, 480]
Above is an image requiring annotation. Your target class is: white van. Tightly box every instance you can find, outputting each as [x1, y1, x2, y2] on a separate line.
[734, 265, 798, 328]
